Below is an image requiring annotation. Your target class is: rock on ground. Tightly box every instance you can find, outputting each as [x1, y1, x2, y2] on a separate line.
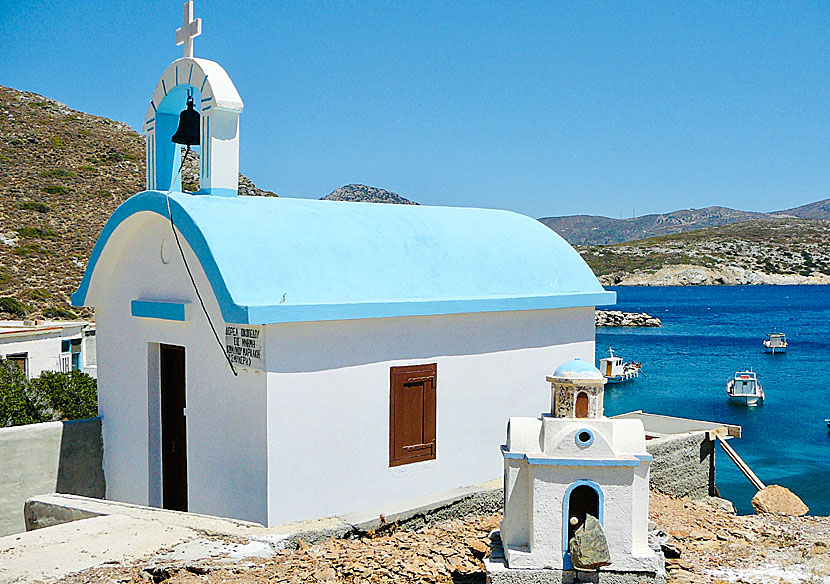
[569, 514, 612, 570]
[751, 485, 809, 517]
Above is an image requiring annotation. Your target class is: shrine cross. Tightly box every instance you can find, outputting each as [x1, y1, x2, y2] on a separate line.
[176, 1, 202, 59]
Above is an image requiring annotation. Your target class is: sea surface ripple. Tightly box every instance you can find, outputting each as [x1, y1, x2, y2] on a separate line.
[598, 285, 830, 515]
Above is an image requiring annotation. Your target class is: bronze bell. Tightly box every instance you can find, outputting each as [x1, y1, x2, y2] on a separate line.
[171, 96, 200, 146]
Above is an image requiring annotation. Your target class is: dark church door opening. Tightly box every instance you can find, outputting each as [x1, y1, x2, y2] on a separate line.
[567, 484, 599, 543]
[161, 344, 187, 511]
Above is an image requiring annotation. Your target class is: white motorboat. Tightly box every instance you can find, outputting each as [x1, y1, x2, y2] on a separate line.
[599, 348, 641, 384]
[726, 370, 764, 406]
[763, 332, 787, 354]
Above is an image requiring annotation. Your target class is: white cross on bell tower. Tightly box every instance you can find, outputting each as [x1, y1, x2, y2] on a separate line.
[176, 0, 202, 58]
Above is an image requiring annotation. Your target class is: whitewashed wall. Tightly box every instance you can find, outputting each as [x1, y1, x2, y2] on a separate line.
[85, 212, 268, 525]
[264, 307, 595, 525]
[85, 210, 598, 528]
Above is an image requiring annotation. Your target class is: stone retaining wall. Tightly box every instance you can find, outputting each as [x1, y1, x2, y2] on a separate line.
[0, 418, 104, 536]
[646, 432, 715, 500]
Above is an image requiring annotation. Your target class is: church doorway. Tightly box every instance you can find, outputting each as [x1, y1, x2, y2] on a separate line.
[575, 392, 589, 418]
[160, 344, 187, 511]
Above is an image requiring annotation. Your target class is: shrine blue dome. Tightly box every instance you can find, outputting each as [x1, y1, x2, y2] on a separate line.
[552, 358, 604, 380]
[72, 191, 615, 324]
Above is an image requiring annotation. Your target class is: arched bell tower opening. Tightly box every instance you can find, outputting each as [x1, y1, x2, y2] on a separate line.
[142, 1, 244, 197]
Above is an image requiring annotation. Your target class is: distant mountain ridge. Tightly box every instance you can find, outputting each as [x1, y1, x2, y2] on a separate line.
[540, 200, 830, 245]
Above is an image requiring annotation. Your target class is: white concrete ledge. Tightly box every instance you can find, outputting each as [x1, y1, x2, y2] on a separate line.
[25, 493, 263, 537]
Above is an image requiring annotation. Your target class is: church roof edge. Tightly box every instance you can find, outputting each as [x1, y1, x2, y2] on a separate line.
[72, 191, 616, 324]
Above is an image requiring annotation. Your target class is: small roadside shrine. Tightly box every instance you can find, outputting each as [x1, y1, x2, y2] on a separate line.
[72, 2, 615, 527]
[488, 358, 664, 583]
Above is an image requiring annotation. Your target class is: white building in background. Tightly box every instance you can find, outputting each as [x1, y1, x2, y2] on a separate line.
[0, 320, 97, 379]
[70, 3, 615, 527]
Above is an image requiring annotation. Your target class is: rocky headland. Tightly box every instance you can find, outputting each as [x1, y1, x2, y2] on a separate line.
[321, 184, 417, 205]
[579, 217, 830, 286]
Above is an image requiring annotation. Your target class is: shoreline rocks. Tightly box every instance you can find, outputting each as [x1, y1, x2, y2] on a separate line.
[595, 310, 661, 327]
[600, 264, 830, 287]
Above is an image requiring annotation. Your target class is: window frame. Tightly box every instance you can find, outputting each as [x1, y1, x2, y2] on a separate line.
[389, 363, 437, 467]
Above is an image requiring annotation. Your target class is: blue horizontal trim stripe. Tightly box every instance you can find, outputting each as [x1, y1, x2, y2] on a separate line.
[202, 105, 212, 111]
[131, 300, 188, 321]
[246, 291, 615, 325]
[503, 450, 643, 467]
[201, 97, 213, 102]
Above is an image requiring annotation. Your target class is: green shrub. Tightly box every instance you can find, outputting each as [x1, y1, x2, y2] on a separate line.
[0, 360, 38, 427]
[42, 185, 71, 196]
[28, 289, 49, 301]
[49, 136, 64, 148]
[0, 297, 29, 316]
[28, 370, 98, 422]
[20, 201, 51, 213]
[13, 243, 49, 256]
[43, 306, 76, 319]
[16, 226, 56, 239]
[38, 168, 75, 179]
[77, 165, 95, 172]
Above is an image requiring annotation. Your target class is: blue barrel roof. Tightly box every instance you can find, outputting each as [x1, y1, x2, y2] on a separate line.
[72, 191, 615, 324]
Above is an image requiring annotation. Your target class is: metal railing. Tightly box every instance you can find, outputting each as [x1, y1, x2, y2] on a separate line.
[57, 353, 71, 373]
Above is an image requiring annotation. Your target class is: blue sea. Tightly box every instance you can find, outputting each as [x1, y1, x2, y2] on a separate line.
[597, 285, 830, 516]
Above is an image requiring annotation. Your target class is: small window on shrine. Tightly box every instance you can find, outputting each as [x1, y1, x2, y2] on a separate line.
[389, 364, 437, 467]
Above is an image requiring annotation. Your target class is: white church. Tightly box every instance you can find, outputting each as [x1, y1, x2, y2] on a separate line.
[72, 2, 616, 527]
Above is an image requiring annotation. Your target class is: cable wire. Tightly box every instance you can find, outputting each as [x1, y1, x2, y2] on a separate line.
[164, 146, 238, 376]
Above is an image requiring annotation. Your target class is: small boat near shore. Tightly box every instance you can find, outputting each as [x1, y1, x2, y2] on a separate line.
[763, 332, 788, 354]
[727, 370, 764, 406]
[599, 348, 641, 383]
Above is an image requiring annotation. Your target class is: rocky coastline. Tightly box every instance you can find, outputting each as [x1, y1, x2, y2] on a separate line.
[596, 310, 661, 327]
[600, 264, 830, 287]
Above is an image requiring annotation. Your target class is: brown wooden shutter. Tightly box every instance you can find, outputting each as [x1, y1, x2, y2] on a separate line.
[389, 364, 437, 467]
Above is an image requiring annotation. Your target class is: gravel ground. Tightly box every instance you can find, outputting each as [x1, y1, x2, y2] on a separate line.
[54, 492, 830, 584]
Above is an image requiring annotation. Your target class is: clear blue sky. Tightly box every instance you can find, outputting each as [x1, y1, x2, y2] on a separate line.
[1, 1, 829, 218]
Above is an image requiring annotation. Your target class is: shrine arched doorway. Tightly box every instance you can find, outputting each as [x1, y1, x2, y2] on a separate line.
[562, 480, 604, 569]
